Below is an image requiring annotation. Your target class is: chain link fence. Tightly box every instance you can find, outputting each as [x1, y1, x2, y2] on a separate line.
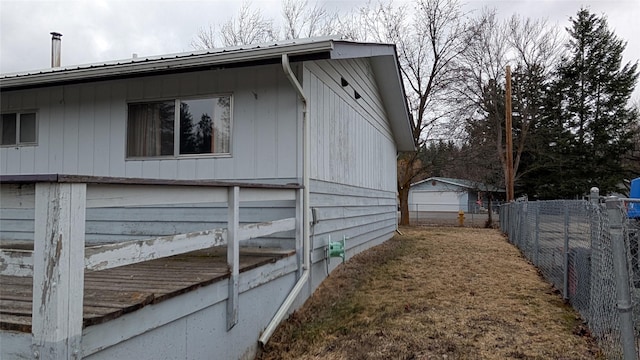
[408, 201, 502, 227]
[500, 192, 640, 360]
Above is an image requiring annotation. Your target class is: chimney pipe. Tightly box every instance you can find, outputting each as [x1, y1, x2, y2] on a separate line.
[50, 32, 62, 68]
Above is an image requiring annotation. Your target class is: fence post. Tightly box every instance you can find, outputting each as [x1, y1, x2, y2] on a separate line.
[503, 204, 507, 235]
[509, 204, 515, 242]
[588, 187, 600, 326]
[507, 203, 511, 234]
[589, 187, 599, 206]
[606, 197, 638, 360]
[563, 202, 570, 300]
[509, 203, 520, 245]
[534, 204, 540, 267]
[523, 203, 528, 247]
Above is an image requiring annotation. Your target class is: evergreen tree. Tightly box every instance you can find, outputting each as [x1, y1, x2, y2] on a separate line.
[179, 103, 198, 154]
[528, 8, 638, 197]
[196, 114, 213, 153]
[519, 79, 576, 198]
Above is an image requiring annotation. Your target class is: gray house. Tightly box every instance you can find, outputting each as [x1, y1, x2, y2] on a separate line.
[408, 177, 504, 213]
[0, 37, 413, 359]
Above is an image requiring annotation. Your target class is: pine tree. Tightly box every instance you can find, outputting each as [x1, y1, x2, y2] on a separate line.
[179, 103, 198, 154]
[533, 8, 638, 197]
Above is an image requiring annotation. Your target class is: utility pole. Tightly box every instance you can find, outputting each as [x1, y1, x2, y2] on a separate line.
[505, 65, 514, 201]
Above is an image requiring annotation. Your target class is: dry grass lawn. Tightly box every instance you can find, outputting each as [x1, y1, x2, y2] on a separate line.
[257, 226, 604, 360]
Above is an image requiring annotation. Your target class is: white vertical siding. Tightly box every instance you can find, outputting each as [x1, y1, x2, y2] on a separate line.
[34, 90, 50, 172]
[78, 86, 95, 174]
[47, 87, 64, 172]
[0, 64, 300, 181]
[304, 58, 399, 280]
[62, 85, 80, 174]
[305, 59, 397, 193]
[93, 84, 112, 176]
[109, 82, 127, 176]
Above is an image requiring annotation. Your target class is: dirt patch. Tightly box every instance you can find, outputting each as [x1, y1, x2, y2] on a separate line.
[257, 227, 603, 360]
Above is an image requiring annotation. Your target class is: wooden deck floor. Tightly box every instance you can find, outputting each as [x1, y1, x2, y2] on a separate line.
[0, 247, 294, 333]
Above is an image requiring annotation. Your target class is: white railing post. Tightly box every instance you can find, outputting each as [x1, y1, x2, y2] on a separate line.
[227, 186, 239, 330]
[32, 182, 86, 359]
[295, 188, 304, 278]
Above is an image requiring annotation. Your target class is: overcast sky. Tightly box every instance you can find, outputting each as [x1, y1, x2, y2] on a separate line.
[1, 0, 638, 80]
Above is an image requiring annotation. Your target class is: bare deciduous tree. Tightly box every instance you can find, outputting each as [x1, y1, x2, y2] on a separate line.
[346, 0, 407, 42]
[220, 1, 276, 46]
[507, 15, 563, 179]
[455, 9, 510, 189]
[338, 0, 483, 225]
[191, 25, 217, 50]
[456, 10, 563, 201]
[191, 1, 276, 49]
[352, 0, 479, 225]
[281, 0, 337, 39]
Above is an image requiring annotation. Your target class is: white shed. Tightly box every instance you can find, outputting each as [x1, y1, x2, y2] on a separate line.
[408, 177, 504, 213]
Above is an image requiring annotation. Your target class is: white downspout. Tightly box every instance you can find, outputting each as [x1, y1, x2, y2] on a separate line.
[258, 53, 311, 347]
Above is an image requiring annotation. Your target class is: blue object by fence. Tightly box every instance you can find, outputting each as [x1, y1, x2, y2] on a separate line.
[629, 177, 640, 218]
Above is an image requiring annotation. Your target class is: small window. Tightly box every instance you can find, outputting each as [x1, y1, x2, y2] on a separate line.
[126, 95, 231, 158]
[1, 112, 37, 146]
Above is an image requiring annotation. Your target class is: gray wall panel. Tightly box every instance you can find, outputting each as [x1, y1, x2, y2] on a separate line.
[0, 64, 300, 181]
[305, 60, 397, 192]
[308, 180, 397, 275]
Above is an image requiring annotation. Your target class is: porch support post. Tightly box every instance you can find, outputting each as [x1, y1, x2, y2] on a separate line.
[227, 186, 240, 330]
[32, 182, 86, 359]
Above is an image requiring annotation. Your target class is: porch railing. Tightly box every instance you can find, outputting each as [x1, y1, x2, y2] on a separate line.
[0, 174, 302, 359]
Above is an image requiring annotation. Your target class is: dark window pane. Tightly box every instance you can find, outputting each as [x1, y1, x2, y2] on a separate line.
[19, 113, 37, 143]
[180, 97, 231, 155]
[1, 113, 17, 145]
[180, 98, 213, 154]
[127, 101, 175, 157]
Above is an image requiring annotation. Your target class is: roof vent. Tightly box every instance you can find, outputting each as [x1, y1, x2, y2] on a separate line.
[50, 32, 62, 68]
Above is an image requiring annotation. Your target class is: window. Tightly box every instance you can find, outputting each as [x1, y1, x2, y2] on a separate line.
[1, 112, 37, 146]
[127, 95, 231, 158]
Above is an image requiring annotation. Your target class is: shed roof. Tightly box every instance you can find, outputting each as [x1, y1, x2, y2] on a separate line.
[412, 177, 505, 192]
[0, 36, 414, 151]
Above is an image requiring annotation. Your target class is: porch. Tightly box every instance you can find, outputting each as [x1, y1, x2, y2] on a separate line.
[0, 246, 294, 332]
[0, 175, 303, 359]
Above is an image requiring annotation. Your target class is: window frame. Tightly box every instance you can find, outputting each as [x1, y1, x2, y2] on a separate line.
[0, 110, 38, 147]
[125, 94, 233, 160]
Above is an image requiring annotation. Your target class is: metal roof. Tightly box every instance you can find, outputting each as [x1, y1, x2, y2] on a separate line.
[0, 36, 414, 151]
[0, 37, 337, 89]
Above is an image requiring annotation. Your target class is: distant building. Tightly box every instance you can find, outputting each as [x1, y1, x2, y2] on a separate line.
[408, 177, 504, 213]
